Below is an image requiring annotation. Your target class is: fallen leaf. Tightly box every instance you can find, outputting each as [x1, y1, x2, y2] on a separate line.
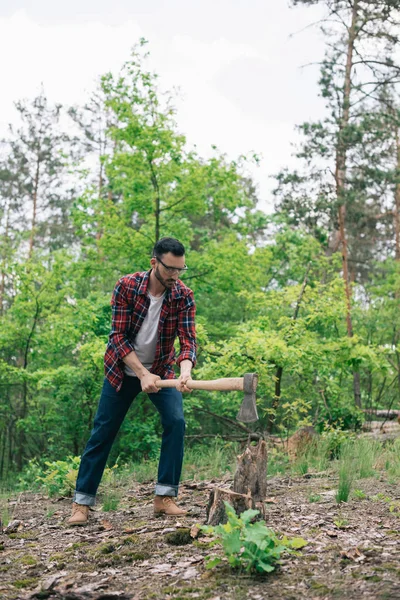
[190, 524, 201, 539]
[325, 530, 338, 537]
[4, 520, 23, 533]
[181, 566, 198, 580]
[100, 520, 113, 530]
[265, 497, 278, 504]
[340, 547, 365, 562]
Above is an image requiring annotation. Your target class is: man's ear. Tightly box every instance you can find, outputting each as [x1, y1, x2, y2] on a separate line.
[150, 256, 157, 269]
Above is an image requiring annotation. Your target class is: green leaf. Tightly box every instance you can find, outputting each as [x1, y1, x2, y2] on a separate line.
[289, 537, 308, 549]
[222, 530, 241, 555]
[205, 556, 222, 570]
[240, 508, 260, 524]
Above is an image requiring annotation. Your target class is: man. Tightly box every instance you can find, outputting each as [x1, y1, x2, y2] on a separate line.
[68, 237, 196, 525]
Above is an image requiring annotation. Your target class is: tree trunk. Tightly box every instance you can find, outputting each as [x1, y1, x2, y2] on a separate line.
[206, 439, 268, 525]
[29, 156, 40, 259]
[206, 488, 253, 526]
[395, 123, 400, 262]
[334, 0, 361, 408]
[0, 200, 10, 315]
[148, 157, 161, 242]
[268, 264, 311, 432]
[233, 439, 267, 513]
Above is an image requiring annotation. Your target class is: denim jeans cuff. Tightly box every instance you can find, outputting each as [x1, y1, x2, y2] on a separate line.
[74, 491, 96, 506]
[155, 483, 178, 497]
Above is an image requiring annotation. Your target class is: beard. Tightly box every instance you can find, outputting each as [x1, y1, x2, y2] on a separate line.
[154, 266, 176, 289]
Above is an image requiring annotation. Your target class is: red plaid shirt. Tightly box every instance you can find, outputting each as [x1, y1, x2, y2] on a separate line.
[104, 270, 197, 391]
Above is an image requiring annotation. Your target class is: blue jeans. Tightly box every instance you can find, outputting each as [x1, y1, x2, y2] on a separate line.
[73, 376, 185, 506]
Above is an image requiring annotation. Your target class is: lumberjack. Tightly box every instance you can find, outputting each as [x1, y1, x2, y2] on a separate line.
[68, 237, 196, 524]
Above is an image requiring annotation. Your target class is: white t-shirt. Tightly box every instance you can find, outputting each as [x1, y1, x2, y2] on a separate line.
[124, 291, 165, 377]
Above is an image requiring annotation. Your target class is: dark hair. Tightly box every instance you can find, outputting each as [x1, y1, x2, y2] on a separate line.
[153, 237, 185, 258]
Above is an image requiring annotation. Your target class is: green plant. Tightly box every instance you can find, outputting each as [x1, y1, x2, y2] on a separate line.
[183, 439, 238, 481]
[102, 493, 120, 512]
[308, 494, 321, 503]
[201, 502, 306, 574]
[333, 516, 348, 529]
[19, 456, 118, 497]
[355, 439, 379, 479]
[336, 440, 355, 503]
[320, 424, 356, 460]
[292, 457, 309, 476]
[267, 447, 290, 476]
[352, 489, 366, 500]
[389, 501, 400, 516]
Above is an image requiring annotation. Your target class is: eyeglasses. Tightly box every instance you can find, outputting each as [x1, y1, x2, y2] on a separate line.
[155, 256, 188, 274]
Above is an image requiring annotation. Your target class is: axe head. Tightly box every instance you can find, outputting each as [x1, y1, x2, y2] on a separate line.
[236, 373, 259, 423]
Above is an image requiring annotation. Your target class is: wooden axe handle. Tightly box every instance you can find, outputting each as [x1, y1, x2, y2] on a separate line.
[156, 377, 244, 391]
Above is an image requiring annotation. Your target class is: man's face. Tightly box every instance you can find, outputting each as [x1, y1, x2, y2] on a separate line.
[151, 252, 186, 289]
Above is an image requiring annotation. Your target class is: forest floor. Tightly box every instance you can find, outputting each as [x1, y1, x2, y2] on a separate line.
[1, 457, 400, 600]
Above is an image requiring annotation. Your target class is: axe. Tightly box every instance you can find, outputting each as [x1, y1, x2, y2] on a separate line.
[156, 373, 259, 423]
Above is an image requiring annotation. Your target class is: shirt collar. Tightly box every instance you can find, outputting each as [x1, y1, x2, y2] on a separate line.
[138, 270, 182, 300]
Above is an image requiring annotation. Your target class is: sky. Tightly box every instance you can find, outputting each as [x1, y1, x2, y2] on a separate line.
[0, 0, 327, 212]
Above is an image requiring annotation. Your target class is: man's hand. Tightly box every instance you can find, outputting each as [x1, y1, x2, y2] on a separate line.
[176, 360, 193, 393]
[176, 373, 193, 393]
[140, 373, 161, 393]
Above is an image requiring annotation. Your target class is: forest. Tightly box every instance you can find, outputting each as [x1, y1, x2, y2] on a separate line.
[1, 1, 400, 598]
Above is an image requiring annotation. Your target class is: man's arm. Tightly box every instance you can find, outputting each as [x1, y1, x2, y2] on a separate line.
[175, 291, 197, 393]
[123, 351, 160, 393]
[110, 278, 160, 393]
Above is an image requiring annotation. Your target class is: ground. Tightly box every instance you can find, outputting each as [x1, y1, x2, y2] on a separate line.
[1, 464, 400, 600]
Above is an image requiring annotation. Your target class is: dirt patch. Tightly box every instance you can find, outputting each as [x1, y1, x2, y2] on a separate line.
[1, 474, 400, 599]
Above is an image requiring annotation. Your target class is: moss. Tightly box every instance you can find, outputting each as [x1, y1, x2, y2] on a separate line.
[364, 575, 382, 582]
[13, 578, 38, 589]
[18, 554, 37, 566]
[121, 535, 139, 545]
[98, 542, 116, 554]
[49, 553, 65, 561]
[125, 551, 151, 561]
[0, 564, 12, 572]
[165, 528, 192, 546]
[13, 530, 39, 540]
[0, 543, 4, 551]
[309, 580, 330, 594]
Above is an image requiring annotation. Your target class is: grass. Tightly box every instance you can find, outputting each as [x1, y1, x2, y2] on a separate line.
[182, 439, 238, 480]
[4, 433, 400, 507]
[353, 489, 367, 500]
[102, 492, 120, 512]
[336, 440, 356, 503]
[308, 493, 321, 503]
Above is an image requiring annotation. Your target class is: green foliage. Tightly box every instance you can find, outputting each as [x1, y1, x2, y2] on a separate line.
[18, 456, 118, 498]
[202, 502, 306, 574]
[0, 37, 399, 480]
[308, 494, 321, 503]
[102, 493, 120, 512]
[336, 441, 356, 503]
[353, 489, 367, 501]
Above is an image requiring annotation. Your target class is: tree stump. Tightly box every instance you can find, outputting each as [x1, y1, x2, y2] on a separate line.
[206, 488, 253, 526]
[205, 438, 268, 525]
[233, 438, 267, 519]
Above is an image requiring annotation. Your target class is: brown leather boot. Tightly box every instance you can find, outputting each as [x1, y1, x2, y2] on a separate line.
[67, 502, 90, 526]
[154, 495, 187, 516]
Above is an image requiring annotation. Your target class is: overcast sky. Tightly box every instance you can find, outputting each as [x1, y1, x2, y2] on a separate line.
[0, 0, 326, 212]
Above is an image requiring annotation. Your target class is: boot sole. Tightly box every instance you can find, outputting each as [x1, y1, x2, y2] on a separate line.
[154, 511, 188, 517]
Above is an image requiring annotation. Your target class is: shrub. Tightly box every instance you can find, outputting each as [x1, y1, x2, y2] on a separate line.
[202, 502, 306, 574]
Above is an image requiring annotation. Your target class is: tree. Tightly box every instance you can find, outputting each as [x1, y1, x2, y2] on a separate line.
[274, 0, 400, 406]
[4, 91, 78, 257]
